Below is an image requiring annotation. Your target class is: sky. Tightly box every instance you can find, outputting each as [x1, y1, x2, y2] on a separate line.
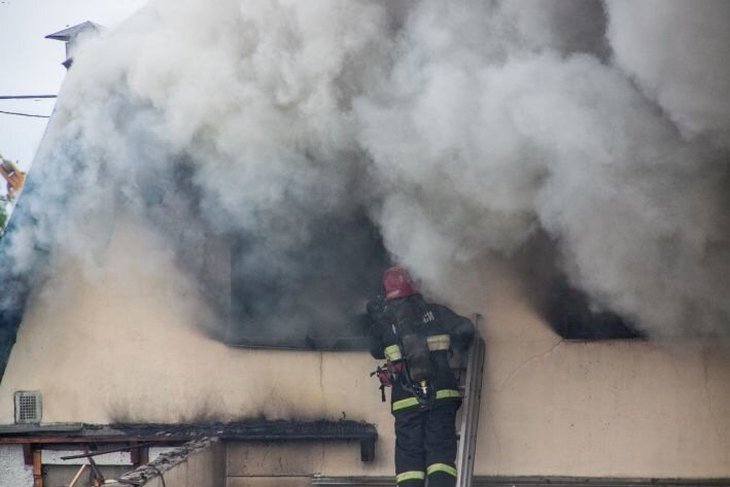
[0, 0, 147, 171]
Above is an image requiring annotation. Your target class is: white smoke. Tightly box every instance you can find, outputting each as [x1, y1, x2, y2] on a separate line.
[606, 0, 730, 149]
[3, 0, 729, 339]
[357, 0, 730, 337]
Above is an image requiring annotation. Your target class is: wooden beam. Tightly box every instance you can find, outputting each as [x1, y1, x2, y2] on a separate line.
[32, 448, 42, 487]
[130, 441, 149, 467]
[22, 443, 33, 465]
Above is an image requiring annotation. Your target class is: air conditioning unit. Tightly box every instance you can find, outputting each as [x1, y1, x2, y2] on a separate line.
[14, 391, 42, 424]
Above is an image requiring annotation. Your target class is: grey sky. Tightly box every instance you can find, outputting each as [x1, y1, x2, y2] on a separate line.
[0, 0, 147, 170]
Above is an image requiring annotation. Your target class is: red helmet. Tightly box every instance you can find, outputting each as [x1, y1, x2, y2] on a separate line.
[383, 266, 417, 300]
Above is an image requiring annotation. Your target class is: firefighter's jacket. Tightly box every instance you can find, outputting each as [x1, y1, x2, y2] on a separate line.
[367, 293, 474, 413]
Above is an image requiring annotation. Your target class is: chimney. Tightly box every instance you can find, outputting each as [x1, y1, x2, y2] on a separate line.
[45, 21, 103, 69]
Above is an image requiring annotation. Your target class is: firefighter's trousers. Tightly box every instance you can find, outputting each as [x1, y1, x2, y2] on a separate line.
[393, 398, 460, 487]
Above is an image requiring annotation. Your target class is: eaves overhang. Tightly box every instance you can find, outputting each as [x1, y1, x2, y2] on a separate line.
[0, 419, 379, 462]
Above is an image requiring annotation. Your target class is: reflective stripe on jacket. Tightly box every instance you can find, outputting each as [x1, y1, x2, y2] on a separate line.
[392, 388, 461, 412]
[367, 293, 474, 411]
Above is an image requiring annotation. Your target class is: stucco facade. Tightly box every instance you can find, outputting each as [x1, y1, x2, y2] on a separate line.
[0, 445, 33, 485]
[0, 219, 728, 479]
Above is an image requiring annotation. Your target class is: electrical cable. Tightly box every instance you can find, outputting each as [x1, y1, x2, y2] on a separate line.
[0, 109, 50, 118]
[0, 95, 57, 99]
[0, 95, 56, 117]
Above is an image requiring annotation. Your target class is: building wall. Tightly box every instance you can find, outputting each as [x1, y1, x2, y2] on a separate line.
[226, 442, 355, 487]
[0, 445, 33, 486]
[0, 218, 728, 479]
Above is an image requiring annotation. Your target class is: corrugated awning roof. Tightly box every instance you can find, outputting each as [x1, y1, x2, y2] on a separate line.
[0, 420, 379, 461]
[0, 420, 377, 442]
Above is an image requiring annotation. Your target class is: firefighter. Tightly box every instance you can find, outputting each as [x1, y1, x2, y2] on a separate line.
[368, 266, 474, 487]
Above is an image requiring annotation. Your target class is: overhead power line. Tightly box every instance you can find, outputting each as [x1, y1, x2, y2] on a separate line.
[0, 95, 57, 100]
[0, 109, 50, 119]
[0, 95, 56, 118]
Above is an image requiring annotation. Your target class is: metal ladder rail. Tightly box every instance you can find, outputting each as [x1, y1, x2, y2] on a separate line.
[456, 316, 485, 487]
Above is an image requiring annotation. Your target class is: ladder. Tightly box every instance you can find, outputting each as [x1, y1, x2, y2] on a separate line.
[455, 315, 485, 487]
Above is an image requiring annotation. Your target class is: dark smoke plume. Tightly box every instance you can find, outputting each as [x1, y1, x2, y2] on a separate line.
[1, 0, 729, 341]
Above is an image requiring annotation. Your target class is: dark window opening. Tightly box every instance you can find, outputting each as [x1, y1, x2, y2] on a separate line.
[516, 232, 644, 341]
[227, 213, 388, 350]
[544, 281, 643, 340]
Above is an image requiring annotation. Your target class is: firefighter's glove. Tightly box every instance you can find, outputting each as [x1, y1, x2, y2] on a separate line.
[375, 367, 392, 387]
[371, 361, 403, 387]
